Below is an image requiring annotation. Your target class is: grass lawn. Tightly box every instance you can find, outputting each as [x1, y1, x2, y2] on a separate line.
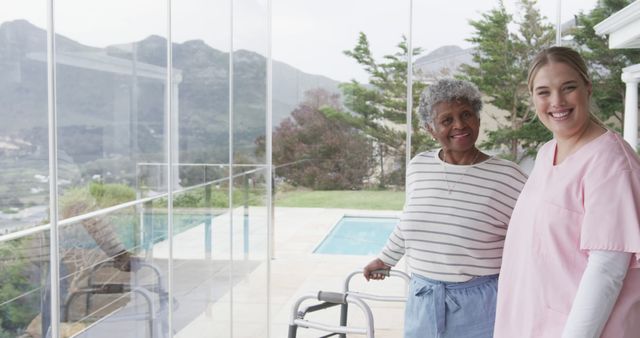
[275, 190, 405, 210]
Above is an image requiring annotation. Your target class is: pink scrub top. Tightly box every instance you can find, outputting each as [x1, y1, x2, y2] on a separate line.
[494, 131, 640, 338]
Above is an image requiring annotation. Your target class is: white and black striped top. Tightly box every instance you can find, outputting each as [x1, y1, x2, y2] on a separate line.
[379, 150, 527, 282]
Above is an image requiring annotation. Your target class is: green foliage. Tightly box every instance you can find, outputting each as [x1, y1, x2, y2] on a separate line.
[57, 182, 136, 219]
[88, 182, 136, 208]
[152, 184, 265, 209]
[173, 192, 204, 208]
[462, 0, 554, 161]
[272, 89, 375, 190]
[275, 190, 405, 210]
[335, 32, 437, 187]
[572, 0, 640, 129]
[0, 240, 39, 336]
[481, 118, 552, 160]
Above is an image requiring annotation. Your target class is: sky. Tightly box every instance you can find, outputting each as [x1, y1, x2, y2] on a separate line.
[2, 0, 599, 82]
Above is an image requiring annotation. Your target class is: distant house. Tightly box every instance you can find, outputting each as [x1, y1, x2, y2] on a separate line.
[595, 1, 640, 149]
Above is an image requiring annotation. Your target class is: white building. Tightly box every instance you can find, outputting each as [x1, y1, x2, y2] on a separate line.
[595, 0, 640, 148]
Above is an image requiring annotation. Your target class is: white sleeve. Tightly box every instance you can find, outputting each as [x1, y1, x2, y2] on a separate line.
[561, 250, 631, 338]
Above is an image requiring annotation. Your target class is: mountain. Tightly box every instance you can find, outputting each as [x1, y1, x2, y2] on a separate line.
[414, 45, 474, 80]
[0, 19, 341, 167]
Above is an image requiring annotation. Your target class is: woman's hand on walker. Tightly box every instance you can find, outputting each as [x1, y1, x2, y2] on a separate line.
[363, 258, 390, 281]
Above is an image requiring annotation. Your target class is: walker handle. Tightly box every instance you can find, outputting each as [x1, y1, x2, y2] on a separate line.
[317, 291, 348, 304]
[370, 268, 390, 277]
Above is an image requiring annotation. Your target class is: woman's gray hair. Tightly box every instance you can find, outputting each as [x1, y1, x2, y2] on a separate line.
[418, 78, 482, 127]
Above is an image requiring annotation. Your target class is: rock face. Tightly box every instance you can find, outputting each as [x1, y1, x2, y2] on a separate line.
[414, 45, 475, 80]
[0, 19, 341, 166]
[0, 19, 343, 213]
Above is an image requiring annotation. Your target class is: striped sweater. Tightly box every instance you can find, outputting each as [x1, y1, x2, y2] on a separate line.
[379, 150, 527, 282]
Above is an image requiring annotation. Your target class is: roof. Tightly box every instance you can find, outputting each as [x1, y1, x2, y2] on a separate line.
[594, 1, 640, 49]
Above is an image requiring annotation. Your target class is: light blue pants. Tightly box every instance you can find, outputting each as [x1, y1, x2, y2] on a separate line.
[404, 273, 498, 338]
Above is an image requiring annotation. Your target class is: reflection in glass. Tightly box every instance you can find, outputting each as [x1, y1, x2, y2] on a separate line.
[170, 0, 235, 336]
[53, 42, 169, 201]
[54, 0, 170, 336]
[54, 205, 170, 338]
[0, 3, 51, 335]
[1, 0, 273, 336]
[232, 0, 270, 336]
[0, 17, 50, 234]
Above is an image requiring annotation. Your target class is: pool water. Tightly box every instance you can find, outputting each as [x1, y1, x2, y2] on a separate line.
[314, 216, 398, 256]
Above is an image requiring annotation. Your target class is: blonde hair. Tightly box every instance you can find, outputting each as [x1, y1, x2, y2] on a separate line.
[527, 46, 605, 127]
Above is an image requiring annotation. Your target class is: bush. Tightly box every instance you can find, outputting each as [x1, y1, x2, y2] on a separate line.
[273, 89, 374, 190]
[0, 240, 39, 337]
[88, 182, 136, 208]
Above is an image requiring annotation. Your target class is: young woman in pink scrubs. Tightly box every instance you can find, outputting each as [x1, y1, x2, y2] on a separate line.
[494, 46, 640, 338]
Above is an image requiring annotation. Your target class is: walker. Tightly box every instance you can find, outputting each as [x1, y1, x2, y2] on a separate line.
[64, 260, 171, 338]
[288, 268, 410, 338]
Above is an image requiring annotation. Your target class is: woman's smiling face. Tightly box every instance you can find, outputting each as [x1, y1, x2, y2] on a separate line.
[427, 100, 480, 153]
[531, 61, 592, 140]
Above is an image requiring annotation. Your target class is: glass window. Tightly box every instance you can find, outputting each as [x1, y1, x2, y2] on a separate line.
[54, 0, 169, 336]
[0, 2, 51, 337]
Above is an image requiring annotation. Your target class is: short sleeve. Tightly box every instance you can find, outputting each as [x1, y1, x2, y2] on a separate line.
[581, 170, 640, 268]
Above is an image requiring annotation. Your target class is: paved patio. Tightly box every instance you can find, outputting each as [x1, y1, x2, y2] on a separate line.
[170, 206, 406, 337]
[269, 207, 405, 338]
[67, 206, 406, 338]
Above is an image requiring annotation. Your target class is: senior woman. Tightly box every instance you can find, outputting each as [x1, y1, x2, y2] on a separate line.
[363, 78, 527, 338]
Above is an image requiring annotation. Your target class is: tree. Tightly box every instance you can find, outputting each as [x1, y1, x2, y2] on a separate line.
[0, 240, 39, 337]
[326, 32, 436, 187]
[272, 89, 374, 190]
[462, 0, 554, 161]
[571, 0, 640, 129]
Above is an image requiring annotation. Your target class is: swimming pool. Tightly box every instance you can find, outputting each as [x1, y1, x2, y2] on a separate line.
[314, 216, 398, 256]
